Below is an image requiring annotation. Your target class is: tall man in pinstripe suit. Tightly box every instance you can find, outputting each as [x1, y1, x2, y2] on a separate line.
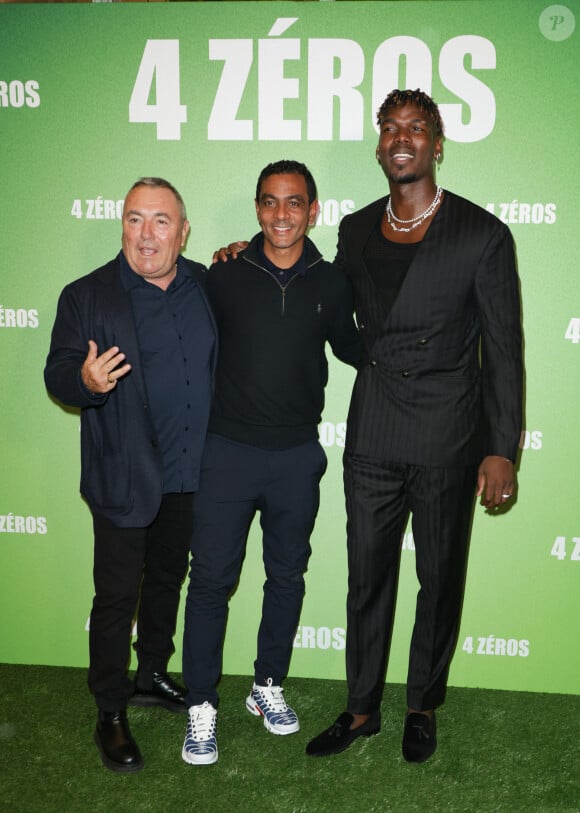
[306, 89, 523, 763]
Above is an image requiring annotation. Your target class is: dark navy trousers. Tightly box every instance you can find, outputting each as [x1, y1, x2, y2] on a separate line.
[183, 434, 327, 708]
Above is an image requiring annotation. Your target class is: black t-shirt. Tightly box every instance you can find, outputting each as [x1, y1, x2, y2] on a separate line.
[363, 220, 420, 320]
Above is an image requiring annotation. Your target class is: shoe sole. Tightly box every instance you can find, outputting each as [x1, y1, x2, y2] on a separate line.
[402, 746, 436, 763]
[129, 695, 188, 714]
[245, 696, 300, 735]
[181, 745, 218, 766]
[93, 730, 144, 773]
[306, 715, 381, 757]
[307, 727, 380, 757]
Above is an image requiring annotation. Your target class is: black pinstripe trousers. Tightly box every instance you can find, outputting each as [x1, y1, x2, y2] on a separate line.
[344, 454, 477, 714]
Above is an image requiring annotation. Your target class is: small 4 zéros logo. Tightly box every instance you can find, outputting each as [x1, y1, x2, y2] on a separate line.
[462, 635, 529, 657]
[0, 80, 40, 108]
[564, 318, 580, 344]
[550, 536, 580, 562]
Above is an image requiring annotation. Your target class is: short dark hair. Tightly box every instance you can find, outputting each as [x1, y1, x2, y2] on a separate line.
[128, 177, 187, 222]
[377, 89, 444, 139]
[255, 160, 318, 206]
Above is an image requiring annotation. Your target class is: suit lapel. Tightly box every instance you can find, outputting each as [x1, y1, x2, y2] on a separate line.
[98, 260, 148, 403]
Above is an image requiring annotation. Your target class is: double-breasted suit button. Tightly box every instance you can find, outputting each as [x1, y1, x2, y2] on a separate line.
[369, 360, 377, 367]
[401, 370, 410, 378]
[417, 338, 429, 346]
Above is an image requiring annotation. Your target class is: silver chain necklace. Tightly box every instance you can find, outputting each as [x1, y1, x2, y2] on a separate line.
[386, 185, 442, 232]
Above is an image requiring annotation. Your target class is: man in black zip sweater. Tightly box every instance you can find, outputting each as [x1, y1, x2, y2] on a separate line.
[181, 160, 360, 766]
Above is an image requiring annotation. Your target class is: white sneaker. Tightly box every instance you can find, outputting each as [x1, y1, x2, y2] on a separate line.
[182, 701, 218, 765]
[245, 678, 300, 735]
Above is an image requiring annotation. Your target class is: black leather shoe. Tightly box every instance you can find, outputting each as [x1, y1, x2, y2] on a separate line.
[402, 712, 437, 763]
[94, 710, 143, 773]
[129, 671, 188, 714]
[306, 711, 381, 756]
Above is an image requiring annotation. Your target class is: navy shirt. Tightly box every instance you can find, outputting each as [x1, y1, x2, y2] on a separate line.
[257, 237, 307, 287]
[121, 253, 214, 493]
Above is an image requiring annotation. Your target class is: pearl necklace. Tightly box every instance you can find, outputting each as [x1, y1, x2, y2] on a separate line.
[386, 185, 442, 232]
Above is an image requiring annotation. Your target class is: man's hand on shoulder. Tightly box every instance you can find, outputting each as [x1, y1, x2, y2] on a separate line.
[211, 241, 249, 264]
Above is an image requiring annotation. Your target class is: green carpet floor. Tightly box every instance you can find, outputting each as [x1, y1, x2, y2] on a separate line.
[0, 664, 578, 812]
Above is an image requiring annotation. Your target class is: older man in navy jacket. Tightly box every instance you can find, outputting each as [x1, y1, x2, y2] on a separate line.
[45, 177, 217, 773]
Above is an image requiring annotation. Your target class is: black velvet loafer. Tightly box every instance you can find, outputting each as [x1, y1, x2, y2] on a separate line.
[402, 711, 437, 763]
[129, 671, 188, 714]
[306, 711, 381, 756]
[94, 710, 143, 773]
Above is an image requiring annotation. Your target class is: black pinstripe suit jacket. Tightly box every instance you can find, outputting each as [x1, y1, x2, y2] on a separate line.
[336, 190, 523, 467]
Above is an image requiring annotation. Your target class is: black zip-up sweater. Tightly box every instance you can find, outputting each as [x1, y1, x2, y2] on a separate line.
[206, 233, 360, 449]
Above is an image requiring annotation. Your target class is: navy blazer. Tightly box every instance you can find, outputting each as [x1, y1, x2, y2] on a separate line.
[336, 191, 523, 467]
[44, 254, 217, 527]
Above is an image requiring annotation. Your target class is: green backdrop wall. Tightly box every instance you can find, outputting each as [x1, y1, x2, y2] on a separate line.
[1, 1, 578, 696]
